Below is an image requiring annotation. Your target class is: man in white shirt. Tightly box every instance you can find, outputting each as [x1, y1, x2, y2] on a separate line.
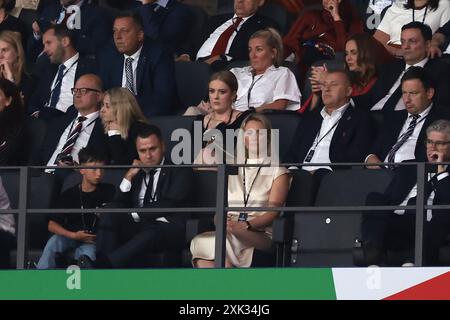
[95, 124, 193, 268]
[360, 119, 450, 266]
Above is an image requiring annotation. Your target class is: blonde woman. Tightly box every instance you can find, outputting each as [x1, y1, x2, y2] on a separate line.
[100, 87, 149, 164]
[190, 113, 291, 268]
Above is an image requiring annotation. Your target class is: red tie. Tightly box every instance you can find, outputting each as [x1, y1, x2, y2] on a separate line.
[210, 17, 243, 57]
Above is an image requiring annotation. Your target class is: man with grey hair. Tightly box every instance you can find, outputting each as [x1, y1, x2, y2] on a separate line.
[359, 119, 450, 266]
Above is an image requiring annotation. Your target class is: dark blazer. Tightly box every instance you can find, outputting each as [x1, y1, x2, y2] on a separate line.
[37, 112, 108, 166]
[133, 0, 194, 54]
[31, 1, 112, 57]
[192, 12, 278, 66]
[98, 38, 176, 117]
[116, 161, 193, 222]
[285, 104, 373, 166]
[369, 107, 450, 162]
[358, 59, 450, 111]
[27, 55, 98, 116]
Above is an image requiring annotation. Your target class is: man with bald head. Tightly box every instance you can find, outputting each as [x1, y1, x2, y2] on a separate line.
[286, 70, 373, 179]
[37, 74, 109, 170]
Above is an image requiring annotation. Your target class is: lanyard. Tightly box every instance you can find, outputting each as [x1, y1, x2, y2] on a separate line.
[412, 5, 428, 24]
[46, 59, 79, 107]
[312, 116, 341, 150]
[64, 116, 96, 143]
[78, 184, 98, 232]
[143, 170, 157, 202]
[247, 73, 263, 109]
[242, 161, 262, 208]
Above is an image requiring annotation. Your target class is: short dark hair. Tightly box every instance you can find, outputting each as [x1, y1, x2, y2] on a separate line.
[401, 22, 432, 41]
[1, 0, 16, 12]
[78, 146, 107, 164]
[401, 66, 435, 90]
[405, 0, 439, 11]
[45, 24, 77, 48]
[115, 12, 144, 31]
[136, 124, 163, 143]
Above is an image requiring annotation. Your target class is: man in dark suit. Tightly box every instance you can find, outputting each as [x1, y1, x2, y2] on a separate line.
[178, 0, 277, 70]
[360, 119, 450, 266]
[365, 67, 450, 168]
[95, 124, 193, 268]
[286, 70, 373, 180]
[28, 25, 98, 120]
[133, 0, 194, 55]
[30, 0, 112, 58]
[361, 22, 450, 112]
[98, 12, 176, 117]
[37, 74, 108, 172]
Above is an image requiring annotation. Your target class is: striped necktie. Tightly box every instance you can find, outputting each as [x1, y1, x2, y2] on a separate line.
[125, 57, 136, 95]
[386, 114, 420, 168]
[56, 116, 87, 163]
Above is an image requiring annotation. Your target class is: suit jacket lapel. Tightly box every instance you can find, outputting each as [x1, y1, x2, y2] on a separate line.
[330, 106, 354, 153]
[155, 167, 167, 200]
[136, 49, 147, 94]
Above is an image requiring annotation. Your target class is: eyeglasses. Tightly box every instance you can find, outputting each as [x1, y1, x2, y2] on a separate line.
[71, 88, 101, 96]
[425, 139, 450, 148]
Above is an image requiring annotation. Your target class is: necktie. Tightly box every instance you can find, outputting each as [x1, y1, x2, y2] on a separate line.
[143, 169, 157, 205]
[383, 67, 411, 111]
[125, 57, 136, 95]
[48, 64, 66, 108]
[386, 114, 420, 168]
[210, 17, 243, 57]
[56, 116, 87, 163]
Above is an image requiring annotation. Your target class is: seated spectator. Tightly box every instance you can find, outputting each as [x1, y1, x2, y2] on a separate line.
[36, 146, 115, 269]
[374, 0, 450, 57]
[133, 0, 194, 55]
[361, 119, 450, 266]
[0, 176, 15, 269]
[189, 70, 252, 168]
[365, 66, 450, 169]
[283, 0, 364, 78]
[99, 12, 176, 117]
[367, 22, 450, 111]
[100, 87, 149, 165]
[0, 31, 35, 107]
[285, 70, 373, 182]
[30, 0, 112, 58]
[230, 28, 301, 112]
[37, 74, 109, 176]
[178, 0, 278, 71]
[190, 113, 291, 268]
[28, 25, 98, 121]
[302, 33, 393, 112]
[0, 0, 28, 50]
[95, 124, 193, 268]
[0, 78, 26, 166]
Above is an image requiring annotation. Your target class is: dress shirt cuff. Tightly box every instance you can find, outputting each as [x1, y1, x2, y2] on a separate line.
[33, 32, 41, 40]
[365, 154, 376, 163]
[120, 178, 132, 192]
[436, 172, 449, 181]
[108, 130, 121, 136]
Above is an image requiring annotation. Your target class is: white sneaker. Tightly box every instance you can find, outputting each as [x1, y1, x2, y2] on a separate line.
[402, 262, 415, 267]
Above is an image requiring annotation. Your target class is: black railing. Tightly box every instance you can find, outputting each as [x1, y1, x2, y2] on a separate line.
[1, 161, 449, 269]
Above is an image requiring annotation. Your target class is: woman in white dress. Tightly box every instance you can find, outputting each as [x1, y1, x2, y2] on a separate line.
[190, 113, 291, 268]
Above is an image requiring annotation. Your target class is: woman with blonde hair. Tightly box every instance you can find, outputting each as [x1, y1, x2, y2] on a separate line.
[190, 113, 291, 268]
[100, 87, 149, 164]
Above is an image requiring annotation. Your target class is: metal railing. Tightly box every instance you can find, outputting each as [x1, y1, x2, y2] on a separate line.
[1, 161, 449, 269]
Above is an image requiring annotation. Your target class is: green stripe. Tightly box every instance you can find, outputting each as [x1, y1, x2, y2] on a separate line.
[0, 268, 336, 300]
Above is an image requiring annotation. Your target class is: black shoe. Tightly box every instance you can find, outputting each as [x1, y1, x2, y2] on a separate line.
[77, 255, 94, 269]
[363, 242, 384, 266]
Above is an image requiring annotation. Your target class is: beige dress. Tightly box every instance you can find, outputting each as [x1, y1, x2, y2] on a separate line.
[190, 158, 289, 267]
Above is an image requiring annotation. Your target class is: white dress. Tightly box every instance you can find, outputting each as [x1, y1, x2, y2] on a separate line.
[190, 158, 290, 267]
[230, 65, 302, 112]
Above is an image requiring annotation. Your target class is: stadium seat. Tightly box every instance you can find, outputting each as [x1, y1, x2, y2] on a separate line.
[24, 117, 47, 165]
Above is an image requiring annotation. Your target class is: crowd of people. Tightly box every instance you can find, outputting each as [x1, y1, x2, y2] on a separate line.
[0, 0, 450, 269]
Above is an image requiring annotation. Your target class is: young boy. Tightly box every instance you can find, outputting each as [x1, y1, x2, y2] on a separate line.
[37, 147, 115, 269]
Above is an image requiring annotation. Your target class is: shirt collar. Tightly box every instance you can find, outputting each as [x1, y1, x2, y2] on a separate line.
[246, 64, 276, 76]
[63, 52, 79, 68]
[76, 110, 99, 123]
[321, 102, 350, 119]
[406, 57, 428, 69]
[63, 0, 83, 9]
[124, 45, 143, 61]
[156, 0, 169, 7]
[232, 13, 253, 23]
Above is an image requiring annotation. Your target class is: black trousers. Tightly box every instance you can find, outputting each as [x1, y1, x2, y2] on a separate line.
[0, 230, 15, 269]
[96, 213, 185, 268]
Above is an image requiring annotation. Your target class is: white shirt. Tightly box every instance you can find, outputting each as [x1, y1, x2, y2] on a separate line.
[121, 46, 143, 93]
[46, 111, 99, 168]
[196, 14, 251, 60]
[48, 53, 79, 113]
[368, 0, 394, 15]
[119, 158, 168, 223]
[383, 105, 431, 163]
[371, 57, 428, 111]
[230, 65, 302, 111]
[302, 103, 350, 172]
[395, 168, 449, 221]
[377, 0, 450, 45]
[0, 177, 14, 235]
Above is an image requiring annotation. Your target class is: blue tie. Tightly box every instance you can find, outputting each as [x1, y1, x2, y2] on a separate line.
[48, 64, 66, 108]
